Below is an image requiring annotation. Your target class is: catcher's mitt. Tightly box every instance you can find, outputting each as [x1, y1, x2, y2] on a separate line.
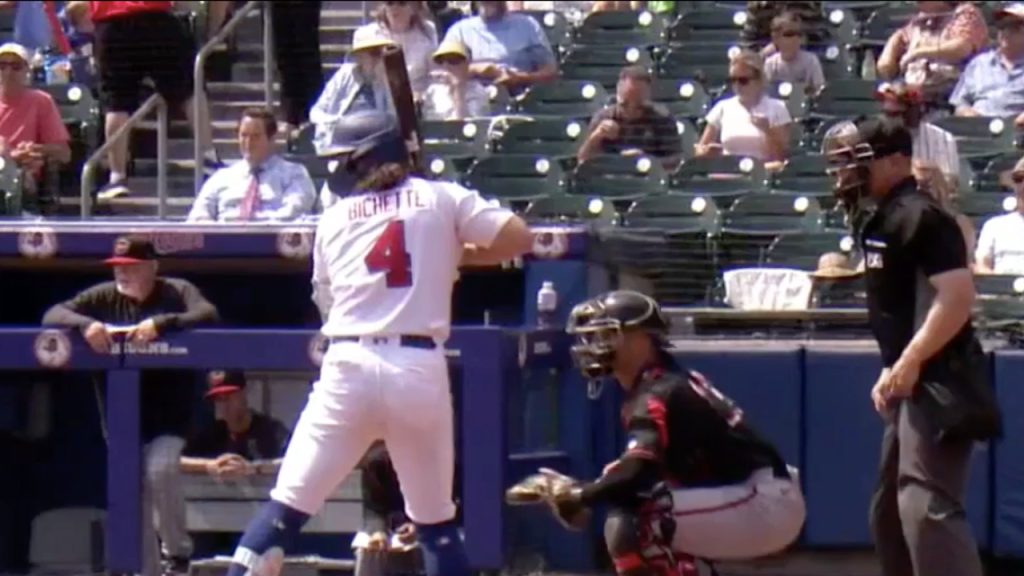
[505, 468, 591, 531]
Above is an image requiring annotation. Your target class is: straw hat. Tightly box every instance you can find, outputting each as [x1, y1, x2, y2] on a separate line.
[351, 34, 396, 54]
[432, 39, 470, 63]
[809, 251, 862, 280]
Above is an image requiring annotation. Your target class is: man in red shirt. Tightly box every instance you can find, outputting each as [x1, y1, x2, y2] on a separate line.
[0, 42, 71, 207]
[89, 1, 219, 201]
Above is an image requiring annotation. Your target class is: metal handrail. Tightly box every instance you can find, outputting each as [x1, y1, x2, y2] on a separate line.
[193, 0, 273, 195]
[80, 94, 168, 219]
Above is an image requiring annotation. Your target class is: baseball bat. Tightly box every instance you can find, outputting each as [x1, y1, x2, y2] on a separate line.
[382, 45, 424, 173]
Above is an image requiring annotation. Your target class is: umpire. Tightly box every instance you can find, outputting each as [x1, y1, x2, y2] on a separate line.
[822, 116, 1001, 576]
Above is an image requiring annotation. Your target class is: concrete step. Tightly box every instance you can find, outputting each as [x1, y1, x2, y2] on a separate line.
[166, 139, 240, 160]
[231, 62, 341, 83]
[208, 81, 281, 101]
[233, 42, 348, 65]
[321, 11, 372, 28]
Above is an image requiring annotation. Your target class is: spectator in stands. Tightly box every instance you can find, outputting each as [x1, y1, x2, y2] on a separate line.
[421, 40, 490, 120]
[187, 108, 316, 222]
[0, 42, 71, 195]
[59, 1, 96, 87]
[975, 155, 1024, 274]
[90, 1, 220, 201]
[426, 1, 466, 38]
[878, 1, 988, 99]
[146, 370, 291, 576]
[310, 34, 396, 156]
[763, 12, 825, 94]
[577, 65, 681, 168]
[950, 4, 1024, 123]
[40, 236, 220, 576]
[878, 82, 975, 262]
[441, 0, 558, 94]
[696, 49, 791, 166]
[269, 1, 324, 137]
[355, 1, 438, 98]
[0, 1, 52, 53]
[744, 1, 825, 54]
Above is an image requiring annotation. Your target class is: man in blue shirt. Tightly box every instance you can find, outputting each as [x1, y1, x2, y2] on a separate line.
[441, 1, 557, 94]
[950, 3, 1024, 124]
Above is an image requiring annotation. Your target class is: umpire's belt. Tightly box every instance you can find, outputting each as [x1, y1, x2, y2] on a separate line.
[330, 335, 437, 350]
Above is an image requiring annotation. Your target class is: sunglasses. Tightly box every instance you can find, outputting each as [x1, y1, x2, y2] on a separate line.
[775, 30, 801, 38]
[729, 76, 756, 86]
[1012, 173, 1024, 184]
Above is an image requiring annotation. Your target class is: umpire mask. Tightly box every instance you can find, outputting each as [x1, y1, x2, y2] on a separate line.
[822, 120, 876, 232]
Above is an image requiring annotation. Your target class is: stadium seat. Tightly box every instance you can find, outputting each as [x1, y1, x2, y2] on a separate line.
[29, 507, 105, 574]
[932, 116, 1017, 162]
[520, 10, 572, 49]
[39, 84, 99, 133]
[571, 154, 669, 200]
[515, 79, 610, 118]
[625, 192, 720, 232]
[463, 154, 567, 202]
[650, 78, 709, 120]
[523, 195, 617, 224]
[421, 119, 492, 174]
[675, 118, 699, 160]
[492, 117, 587, 162]
[811, 79, 881, 119]
[666, 6, 747, 46]
[860, 4, 918, 48]
[484, 84, 513, 114]
[818, 44, 857, 82]
[956, 193, 1016, 231]
[765, 231, 855, 271]
[669, 155, 769, 203]
[0, 154, 24, 215]
[561, 46, 656, 91]
[974, 274, 1024, 321]
[718, 193, 825, 268]
[770, 154, 835, 203]
[656, 45, 734, 92]
[977, 152, 1019, 193]
[769, 81, 809, 120]
[575, 9, 668, 47]
[289, 124, 317, 155]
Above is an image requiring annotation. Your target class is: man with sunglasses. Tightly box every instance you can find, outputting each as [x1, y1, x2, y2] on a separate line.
[975, 155, 1024, 274]
[823, 116, 992, 576]
[950, 3, 1024, 126]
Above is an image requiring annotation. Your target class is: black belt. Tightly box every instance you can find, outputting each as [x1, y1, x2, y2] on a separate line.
[330, 335, 437, 350]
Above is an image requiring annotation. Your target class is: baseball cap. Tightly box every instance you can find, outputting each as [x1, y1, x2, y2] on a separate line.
[205, 370, 247, 399]
[0, 43, 30, 64]
[432, 39, 470, 63]
[103, 236, 157, 265]
[855, 115, 914, 160]
[995, 3, 1024, 22]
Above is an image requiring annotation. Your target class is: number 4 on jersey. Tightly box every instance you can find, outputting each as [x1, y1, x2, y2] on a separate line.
[365, 220, 413, 288]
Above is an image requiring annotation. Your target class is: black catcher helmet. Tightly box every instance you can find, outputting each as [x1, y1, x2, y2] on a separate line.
[319, 110, 410, 197]
[566, 290, 670, 384]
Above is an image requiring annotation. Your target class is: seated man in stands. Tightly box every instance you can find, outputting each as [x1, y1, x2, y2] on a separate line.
[975, 155, 1024, 274]
[441, 1, 558, 94]
[40, 236, 220, 576]
[950, 4, 1024, 124]
[187, 107, 316, 222]
[577, 66, 681, 168]
[146, 370, 291, 576]
[0, 42, 71, 200]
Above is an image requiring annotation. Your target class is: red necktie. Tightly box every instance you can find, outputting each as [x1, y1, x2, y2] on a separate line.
[239, 169, 261, 221]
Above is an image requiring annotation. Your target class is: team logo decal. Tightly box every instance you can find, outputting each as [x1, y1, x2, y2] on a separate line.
[34, 330, 71, 368]
[308, 333, 328, 367]
[278, 229, 313, 260]
[531, 230, 568, 260]
[17, 227, 58, 259]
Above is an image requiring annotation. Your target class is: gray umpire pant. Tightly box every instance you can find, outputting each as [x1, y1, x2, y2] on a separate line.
[141, 435, 193, 576]
[869, 399, 983, 576]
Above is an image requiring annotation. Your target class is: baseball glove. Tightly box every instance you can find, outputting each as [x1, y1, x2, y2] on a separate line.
[505, 468, 591, 531]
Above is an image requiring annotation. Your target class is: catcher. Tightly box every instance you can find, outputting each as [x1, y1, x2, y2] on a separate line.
[508, 291, 806, 576]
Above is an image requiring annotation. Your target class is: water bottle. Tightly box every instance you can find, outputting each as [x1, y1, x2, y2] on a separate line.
[536, 281, 558, 329]
[861, 49, 877, 81]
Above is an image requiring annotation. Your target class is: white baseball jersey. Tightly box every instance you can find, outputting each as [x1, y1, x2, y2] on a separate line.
[312, 176, 514, 340]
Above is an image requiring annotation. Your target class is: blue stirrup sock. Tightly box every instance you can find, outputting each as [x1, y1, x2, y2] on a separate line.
[416, 519, 471, 576]
[225, 500, 311, 576]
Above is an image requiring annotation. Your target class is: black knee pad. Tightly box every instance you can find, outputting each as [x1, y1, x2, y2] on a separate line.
[605, 511, 644, 558]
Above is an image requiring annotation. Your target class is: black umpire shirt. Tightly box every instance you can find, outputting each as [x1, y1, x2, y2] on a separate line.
[42, 278, 220, 441]
[860, 177, 975, 377]
[579, 352, 787, 509]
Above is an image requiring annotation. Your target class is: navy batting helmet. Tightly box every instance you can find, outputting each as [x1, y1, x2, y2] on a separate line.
[319, 111, 409, 196]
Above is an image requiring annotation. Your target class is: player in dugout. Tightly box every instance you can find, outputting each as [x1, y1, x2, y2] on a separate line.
[41, 235, 220, 576]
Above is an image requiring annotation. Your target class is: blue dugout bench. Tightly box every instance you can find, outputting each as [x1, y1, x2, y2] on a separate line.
[3, 223, 1024, 573]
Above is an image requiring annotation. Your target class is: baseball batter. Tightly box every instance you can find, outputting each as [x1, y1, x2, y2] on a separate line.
[224, 110, 534, 576]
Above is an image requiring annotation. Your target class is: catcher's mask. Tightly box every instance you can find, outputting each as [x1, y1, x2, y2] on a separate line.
[566, 290, 670, 397]
[822, 120, 876, 229]
[319, 111, 409, 197]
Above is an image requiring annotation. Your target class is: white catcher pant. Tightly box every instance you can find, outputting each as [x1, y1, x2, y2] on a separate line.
[670, 467, 806, 560]
[270, 338, 456, 524]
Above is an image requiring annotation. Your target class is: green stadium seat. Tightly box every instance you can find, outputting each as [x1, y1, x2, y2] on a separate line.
[523, 195, 617, 224]
[463, 154, 567, 202]
[674, 118, 699, 160]
[769, 81, 809, 120]
[818, 44, 857, 81]
[860, 4, 917, 47]
[515, 79, 609, 118]
[289, 124, 317, 155]
[492, 117, 587, 162]
[520, 10, 571, 49]
[625, 192, 720, 232]
[650, 78, 709, 121]
[956, 193, 1016, 231]
[561, 46, 655, 91]
[484, 84, 513, 114]
[575, 9, 668, 47]
[718, 193, 824, 268]
[571, 154, 669, 200]
[421, 119, 491, 173]
[811, 79, 881, 119]
[656, 46, 734, 91]
[932, 116, 1017, 162]
[666, 6, 747, 46]
[670, 155, 769, 203]
[0, 156, 24, 215]
[771, 154, 835, 203]
[423, 155, 464, 182]
[823, 205, 850, 231]
[977, 152, 1019, 193]
[765, 231, 855, 270]
[974, 274, 1024, 321]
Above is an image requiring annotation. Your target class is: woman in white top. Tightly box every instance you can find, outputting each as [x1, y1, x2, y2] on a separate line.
[696, 50, 792, 167]
[352, 1, 438, 97]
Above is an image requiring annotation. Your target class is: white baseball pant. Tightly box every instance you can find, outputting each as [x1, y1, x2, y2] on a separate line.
[270, 338, 456, 524]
